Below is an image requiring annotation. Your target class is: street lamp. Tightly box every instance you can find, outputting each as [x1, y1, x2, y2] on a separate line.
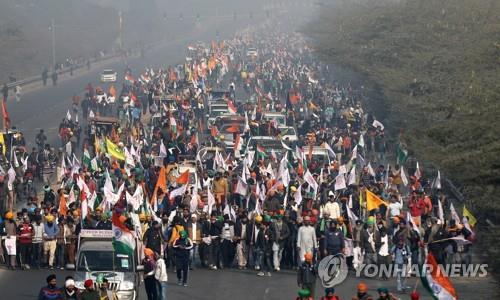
[48, 18, 56, 70]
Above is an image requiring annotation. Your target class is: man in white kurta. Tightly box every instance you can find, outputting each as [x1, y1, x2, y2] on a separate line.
[297, 216, 317, 262]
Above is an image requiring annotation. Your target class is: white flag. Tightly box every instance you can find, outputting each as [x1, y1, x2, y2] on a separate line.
[348, 167, 357, 186]
[367, 162, 376, 177]
[87, 191, 97, 212]
[89, 110, 95, 118]
[159, 140, 168, 157]
[126, 185, 143, 211]
[207, 188, 216, 215]
[169, 184, 187, 200]
[223, 204, 236, 221]
[236, 176, 248, 196]
[407, 211, 421, 236]
[434, 170, 442, 190]
[281, 140, 292, 151]
[323, 142, 336, 158]
[450, 203, 461, 225]
[372, 119, 384, 130]
[414, 161, 421, 179]
[338, 164, 347, 175]
[294, 185, 302, 205]
[266, 163, 275, 179]
[346, 205, 358, 222]
[438, 199, 445, 224]
[190, 192, 199, 213]
[358, 134, 365, 148]
[400, 166, 409, 186]
[334, 173, 346, 190]
[67, 185, 76, 208]
[66, 109, 72, 121]
[304, 170, 318, 195]
[65, 142, 72, 156]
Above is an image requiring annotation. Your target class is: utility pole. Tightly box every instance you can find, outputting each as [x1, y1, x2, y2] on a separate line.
[118, 10, 123, 50]
[50, 18, 56, 70]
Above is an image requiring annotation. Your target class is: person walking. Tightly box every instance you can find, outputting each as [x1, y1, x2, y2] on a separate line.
[143, 248, 158, 300]
[173, 230, 193, 286]
[17, 215, 34, 269]
[155, 252, 168, 300]
[390, 237, 411, 293]
[32, 215, 44, 269]
[60, 276, 80, 300]
[38, 274, 63, 300]
[352, 282, 374, 300]
[80, 279, 99, 300]
[4, 211, 18, 270]
[297, 252, 317, 298]
[43, 214, 59, 269]
[297, 216, 317, 263]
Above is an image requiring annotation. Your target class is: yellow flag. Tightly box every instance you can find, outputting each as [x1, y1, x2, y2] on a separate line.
[105, 138, 125, 161]
[0, 133, 5, 155]
[365, 189, 389, 211]
[463, 206, 477, 227]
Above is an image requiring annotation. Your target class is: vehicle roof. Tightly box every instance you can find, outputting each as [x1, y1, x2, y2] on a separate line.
[250, 136, 278, 140]
[88, 116, 119, 124]
[102, 69, 115, 72]
[80, 241, 115, 252]
[263, 112, 285, 117]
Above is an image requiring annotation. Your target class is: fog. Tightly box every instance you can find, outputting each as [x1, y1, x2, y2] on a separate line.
[0, 0, 316, 83]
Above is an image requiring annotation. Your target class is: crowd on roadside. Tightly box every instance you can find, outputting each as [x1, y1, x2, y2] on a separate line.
[0, 24, 477, 300]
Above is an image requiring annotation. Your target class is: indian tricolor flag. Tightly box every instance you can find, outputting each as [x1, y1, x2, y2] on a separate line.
[124, 74, 136, 84]
[227, 100, 237, 114]
[256, 144, 267, 158]
[421, 252, 458, 300]
[112, 212, 136, 256]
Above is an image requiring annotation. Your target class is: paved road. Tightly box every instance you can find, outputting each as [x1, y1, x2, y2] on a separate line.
[7, 16, 249, 149]
[0, 266, 497, 299]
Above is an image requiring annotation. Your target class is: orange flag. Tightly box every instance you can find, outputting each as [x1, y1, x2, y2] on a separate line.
[59, 193, 67, 216]
[151, 167, 167, 204]
[365, 189, 389, 211]
[176, 170, 189, 185]
[211, 125, 219, 137]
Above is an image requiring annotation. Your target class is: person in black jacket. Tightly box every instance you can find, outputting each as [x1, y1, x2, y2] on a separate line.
[207, 214, 222, 270]
[256, 217, 275, 277]
[325, 220, 345, 256]
[234, 215, 249, 269]
[173, 230, 193, 286]
[271, 214, 290, 271]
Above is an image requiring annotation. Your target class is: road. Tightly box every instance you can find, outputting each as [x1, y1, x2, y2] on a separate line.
[0, 266, 497, 299]
[6, 16, 252, 149]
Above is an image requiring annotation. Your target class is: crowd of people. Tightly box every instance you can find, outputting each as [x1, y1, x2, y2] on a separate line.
[0, 24, 477, 300]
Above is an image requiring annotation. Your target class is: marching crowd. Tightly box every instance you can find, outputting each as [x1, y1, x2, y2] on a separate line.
[0, 24, 477, 300]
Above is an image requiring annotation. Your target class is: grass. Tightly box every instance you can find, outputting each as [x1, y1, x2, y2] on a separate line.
[306, 0, 500, 273]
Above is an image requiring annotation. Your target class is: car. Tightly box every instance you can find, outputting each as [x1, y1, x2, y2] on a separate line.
[245, 136, 285, 159]
[263, 112, 287, 126]
[246, 48, 258, 57]
[278, 126, 298, 142]
[100, 69, 117, 82]
[308, 146, 332, 166]
[68, 229, 142, 299]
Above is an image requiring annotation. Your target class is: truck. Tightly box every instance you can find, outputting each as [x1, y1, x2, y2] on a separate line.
[67, 229, 143, 300]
